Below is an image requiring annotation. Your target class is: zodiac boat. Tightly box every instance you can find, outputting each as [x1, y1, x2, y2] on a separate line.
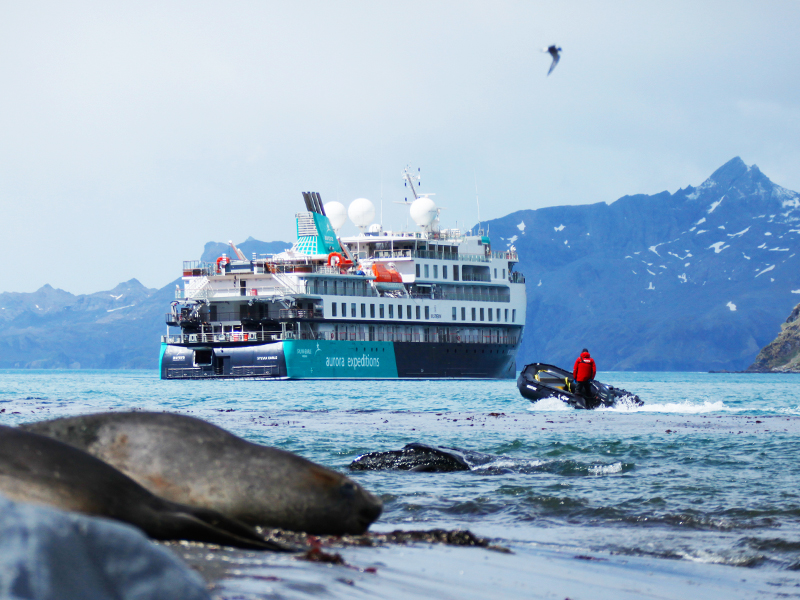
[517, 363, 643, 409]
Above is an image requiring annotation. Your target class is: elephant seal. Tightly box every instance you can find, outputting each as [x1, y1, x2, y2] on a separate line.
[22, 412, 382, 535]
[0, 425, 282, 550]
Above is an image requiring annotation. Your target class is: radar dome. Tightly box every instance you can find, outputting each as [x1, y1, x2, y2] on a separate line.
[323, 201, 347, 232]
[348, 198, 376, 229]
[410, 197, 438, 228]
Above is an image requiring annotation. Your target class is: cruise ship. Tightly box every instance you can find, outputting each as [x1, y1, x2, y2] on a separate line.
[160, 169, 526, 379]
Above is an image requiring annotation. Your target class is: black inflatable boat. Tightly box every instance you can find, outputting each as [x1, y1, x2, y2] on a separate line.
[517, 363, 643, 409]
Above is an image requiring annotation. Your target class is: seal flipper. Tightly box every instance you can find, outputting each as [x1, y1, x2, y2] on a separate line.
[147, 502, 291, 551]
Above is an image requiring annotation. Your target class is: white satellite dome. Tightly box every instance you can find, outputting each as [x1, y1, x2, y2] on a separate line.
[348, 198, 376, 230]
[323, 201, 347, 232]
[410, 197, 438, 228]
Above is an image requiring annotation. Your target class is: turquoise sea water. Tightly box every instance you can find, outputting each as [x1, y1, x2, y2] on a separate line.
[2, 370, 800, 597]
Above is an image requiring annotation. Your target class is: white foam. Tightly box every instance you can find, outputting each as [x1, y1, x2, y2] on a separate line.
[527, 397, 571, 411]
[602, 400, 728, 414]
[727, 301, 737, 312]
[589, 462, 623, 475]
[554, 224, 565, 232]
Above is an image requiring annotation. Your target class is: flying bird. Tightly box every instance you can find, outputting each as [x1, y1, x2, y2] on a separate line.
[543, 45, 561, 76]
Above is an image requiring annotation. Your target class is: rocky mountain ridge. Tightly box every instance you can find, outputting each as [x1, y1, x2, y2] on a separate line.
[482, 156, 800, 371]
[0, 157, 797, 371]
[747, 302, 800, 372]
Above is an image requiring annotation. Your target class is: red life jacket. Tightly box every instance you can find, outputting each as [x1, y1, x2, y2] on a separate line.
[573, 352, 596, 382]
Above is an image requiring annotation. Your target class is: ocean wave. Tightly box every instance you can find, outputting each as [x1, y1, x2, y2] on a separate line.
[525, 397, 572, 412]
[588, 462, 623, 475]
[600, 400, 729, 414]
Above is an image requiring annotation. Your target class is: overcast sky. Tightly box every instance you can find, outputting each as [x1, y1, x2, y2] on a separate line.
[2, 1, 798, 294]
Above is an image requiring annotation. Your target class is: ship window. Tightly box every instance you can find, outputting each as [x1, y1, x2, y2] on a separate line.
[361, 304, 366, 318]
[502, 269, 506, 280]
[480, 308, 484, 321]
[497, 308, 500, 322]
[471, 307, 476, 321]
[332, 303, 337, 317]
[425, 306, 430, 319]
[397, 304, 402, 319]
[351, 303, 356, 318]
[452, 307, 457, 320]
[433, 265, 438, 279]
[370, 304, 375, 318]
[504, 308, 508, 322]
[443, 265, 448, 280]
[407, 305, 411, 319]
[453, 265, 460, 281]
[389, 305, 394, 318]
[341, 302, 347, 317]
[416, 306, 421, 319]
[494, 268, 497, 279]
[323, 280, 328, 294]
[415, 264, 420, 277]
[380, 304, 385, 318]
[488, 309, 492, 322]
[461, 307, 466, 321]
[424, 264, 429, 278]
[512, 309, 516, 322]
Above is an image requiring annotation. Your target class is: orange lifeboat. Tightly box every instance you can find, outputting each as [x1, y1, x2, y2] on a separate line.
[371, 262, 403, 283]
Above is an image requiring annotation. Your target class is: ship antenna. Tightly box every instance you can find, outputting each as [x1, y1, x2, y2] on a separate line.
[474, 173, 482, 236]
[402, 165, 421, 201]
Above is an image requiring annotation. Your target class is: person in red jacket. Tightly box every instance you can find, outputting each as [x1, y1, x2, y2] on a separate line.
[573, 348, 597, 400]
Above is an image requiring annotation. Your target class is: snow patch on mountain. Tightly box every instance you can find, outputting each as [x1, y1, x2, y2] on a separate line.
[554, 224, 565, 232]
[649, 244, 662, 256]
[517, 221, 526, 232]
[709, 242, 729, 253]
[728, 227, 750, 238]
[708, 196, 725, 214]
[756, 265, 775, 277]
[727, 302, 737, 312]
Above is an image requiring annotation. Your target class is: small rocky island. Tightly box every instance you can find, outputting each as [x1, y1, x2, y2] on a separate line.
[748, 303, 800, 372]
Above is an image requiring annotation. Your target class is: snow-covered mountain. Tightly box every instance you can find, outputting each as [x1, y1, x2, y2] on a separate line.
[486, 157, 800, 371]
[1, 158, 796, 371]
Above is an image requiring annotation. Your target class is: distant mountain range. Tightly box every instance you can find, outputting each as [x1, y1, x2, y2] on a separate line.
[484, 157, 800, 371]
[1, 157, 797, 371]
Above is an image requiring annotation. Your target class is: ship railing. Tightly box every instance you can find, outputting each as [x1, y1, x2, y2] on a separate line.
[491, 251, 518, 261]
[509, 272, 525, 284]
[162, 331, 518, 345]
[182, 283, 307, 300]
[370, 250, 490, 263]
[161, 331, 282, 344]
